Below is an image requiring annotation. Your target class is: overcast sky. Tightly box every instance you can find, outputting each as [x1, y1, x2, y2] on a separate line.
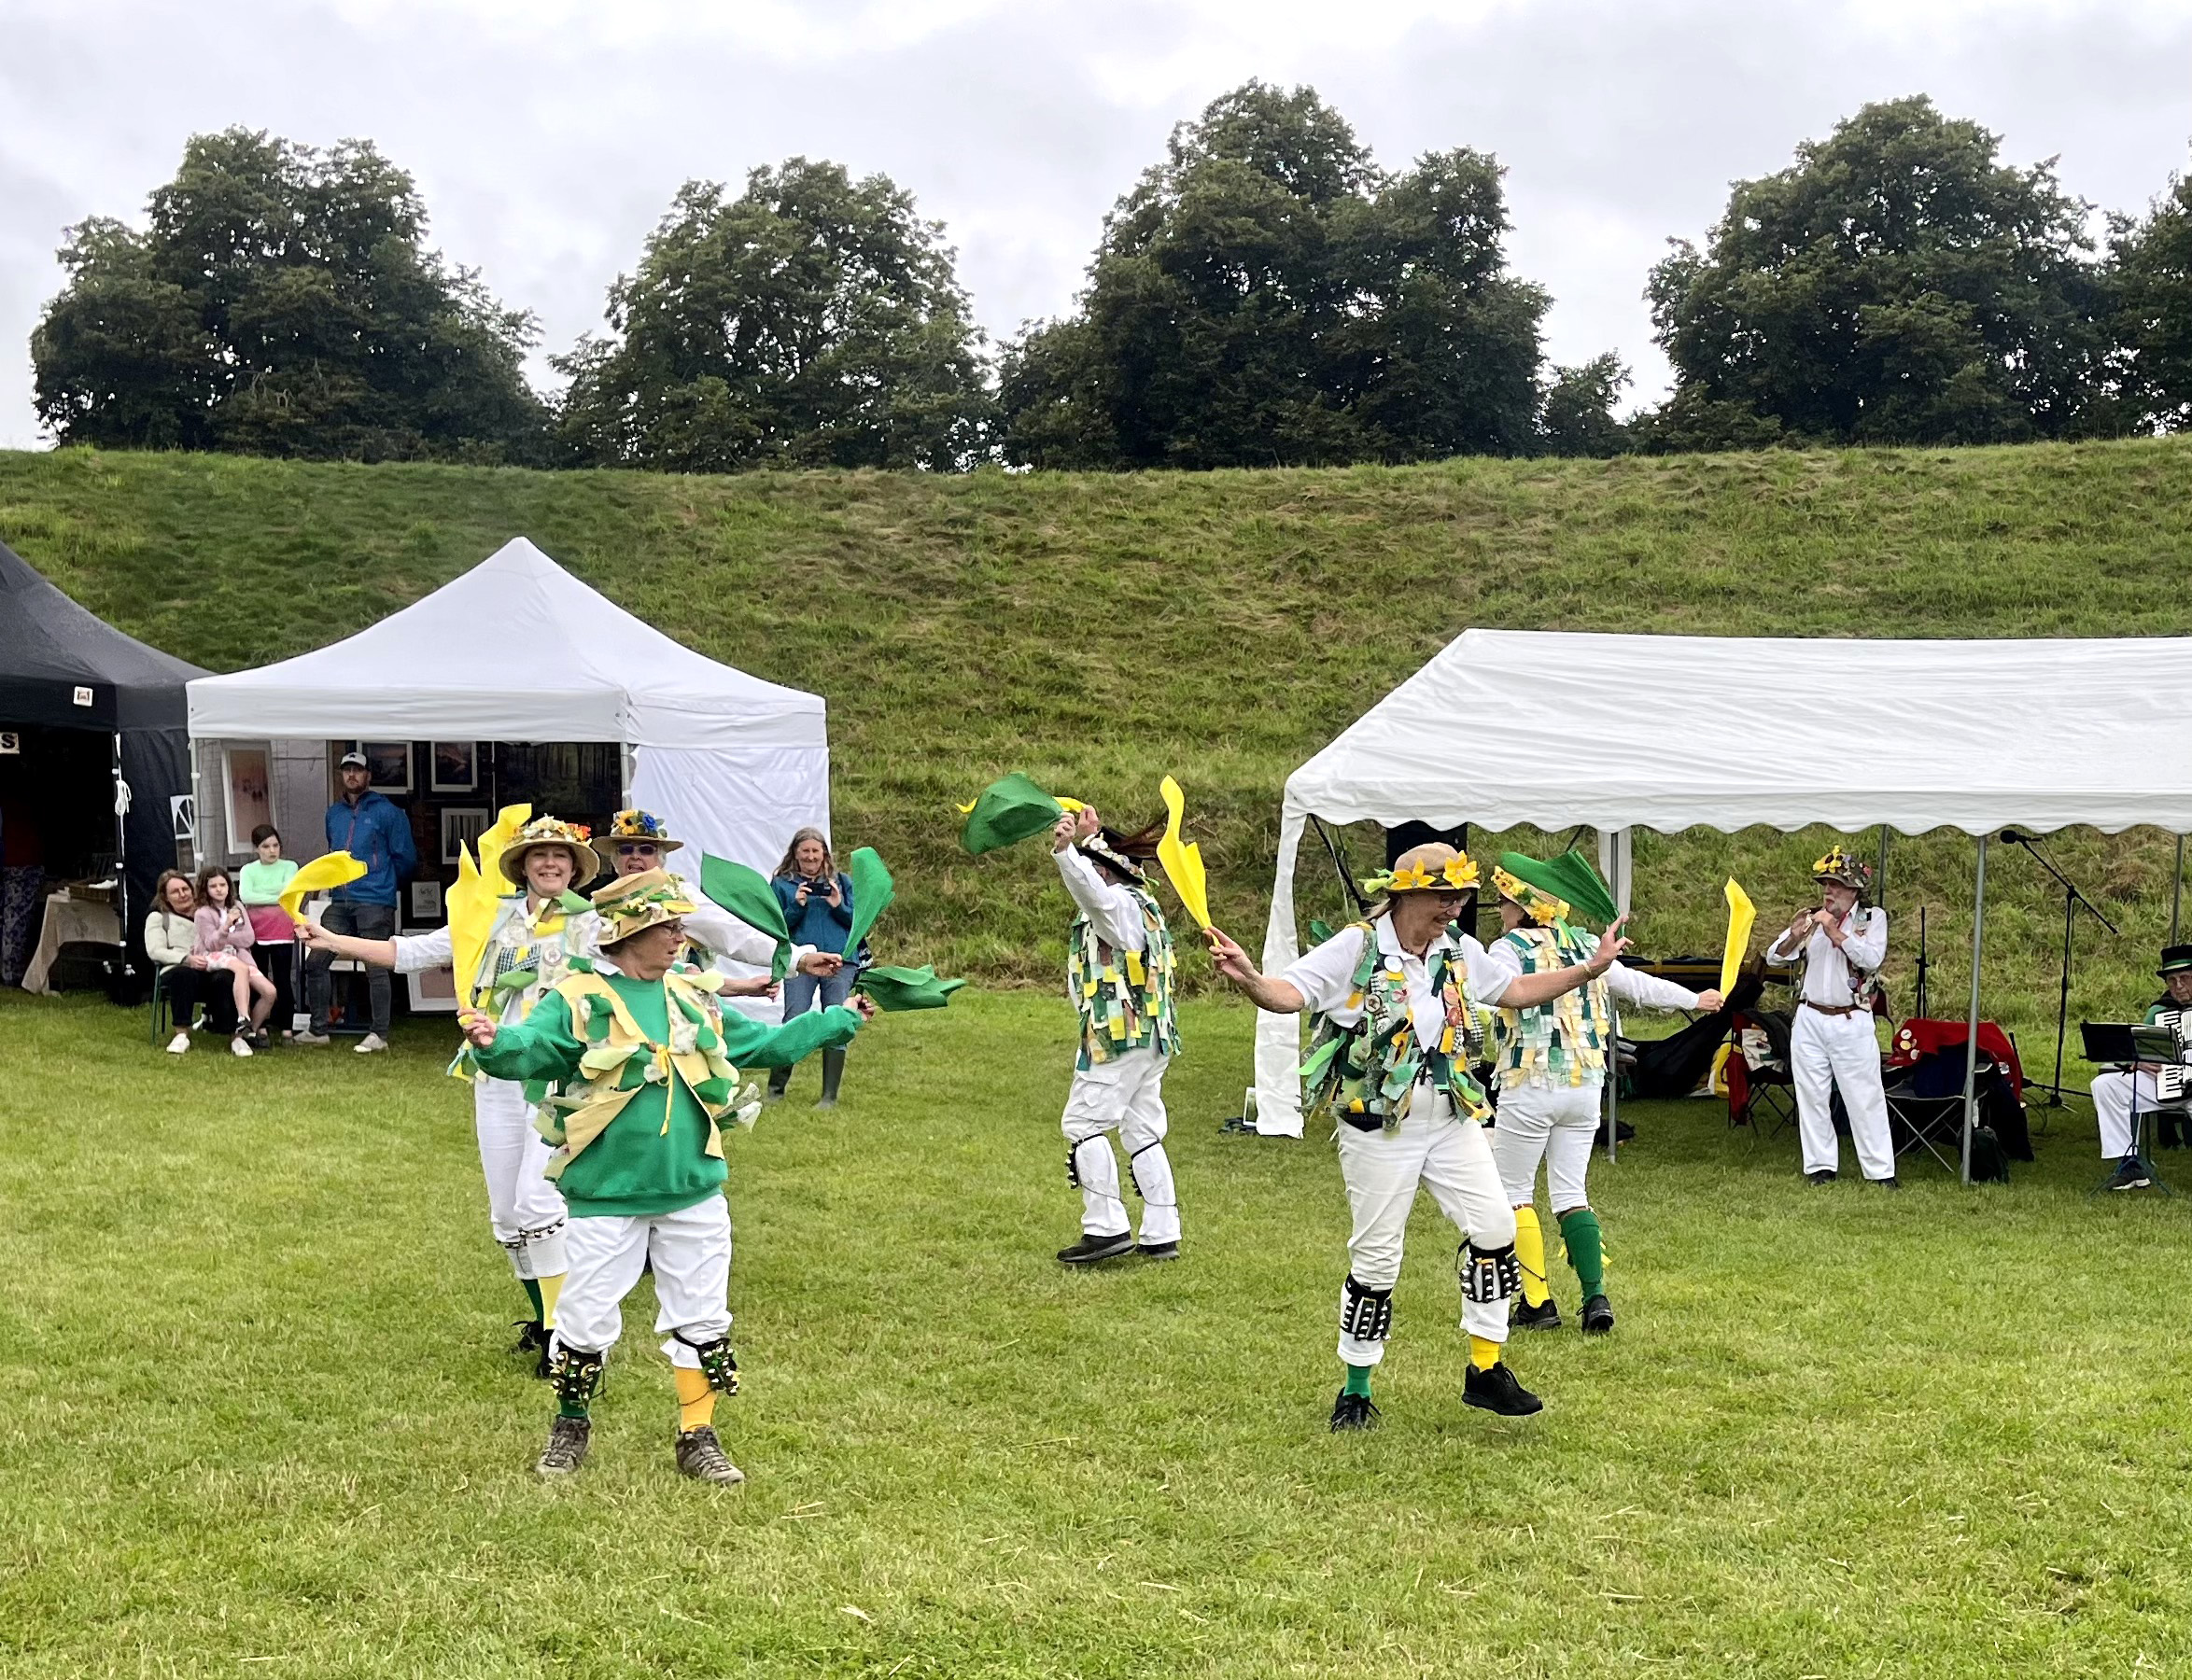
[2, 0, 2188, 450]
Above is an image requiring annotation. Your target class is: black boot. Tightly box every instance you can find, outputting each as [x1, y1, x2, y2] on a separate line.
[1511, 1297, 1563, 1332]
[674, 1425, 746, 1485]
[766, 1065, 792, 1102]
[815, 1047, 846, 1109]
[1056, 1230, 1134, 1264]
[1463, 1361, 1543, 1417]
[537, 1416, 591, 1477]
[1328, 1389, 1381, 1432]
[1580, 1294, 1615, 1335]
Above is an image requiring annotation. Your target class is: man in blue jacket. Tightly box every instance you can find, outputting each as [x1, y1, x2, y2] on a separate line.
[297, 750, 417, 1053]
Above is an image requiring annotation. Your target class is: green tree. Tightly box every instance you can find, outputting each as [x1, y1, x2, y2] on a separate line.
[33, 129, 545, 461]
[998, 81, 1547, 469]
[1538, 353, 1632, 456]
[2112, 171, 2192, 430]
[555, 161, 991, 472]
[1645, 97, 2126, 449]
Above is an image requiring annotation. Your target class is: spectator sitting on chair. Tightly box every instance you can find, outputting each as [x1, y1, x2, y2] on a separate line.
[2090, 945, 2192, 1192]
[237, 824, 302, 1041]
[298, 750, 416, 1053]
[146, 870, 238, 1053]
[766, 826, 856, 1107]
[192, 864, 278, 1055]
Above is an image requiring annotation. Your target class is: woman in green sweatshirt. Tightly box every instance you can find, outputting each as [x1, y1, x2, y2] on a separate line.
[465, 867, 872, 1486]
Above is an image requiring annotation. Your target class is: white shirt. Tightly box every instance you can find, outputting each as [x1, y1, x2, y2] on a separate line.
[1479, 934, 1700, 1012]
[1281, 917, 1514, 1044]
[1766, 906, 1888, 1007]
[1055, 847, 1148, 953]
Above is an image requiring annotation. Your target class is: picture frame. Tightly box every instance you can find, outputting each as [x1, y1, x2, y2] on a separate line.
[409, 879, 443, 921]
[440, 805, 489, 865]
[344, 740, 412, 796]
[429, 740, 478, 793]
[223, 744, 273, 855]
[169, 793, 198, 875]
[404, 961, 459, 1015]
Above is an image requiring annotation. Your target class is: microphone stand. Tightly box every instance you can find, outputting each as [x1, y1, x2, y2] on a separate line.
[2002, 832, 2117, 1107]
[1914, 904, 1930, 1020]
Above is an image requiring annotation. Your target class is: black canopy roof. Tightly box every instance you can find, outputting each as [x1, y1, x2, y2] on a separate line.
[0, 539, 205, 731]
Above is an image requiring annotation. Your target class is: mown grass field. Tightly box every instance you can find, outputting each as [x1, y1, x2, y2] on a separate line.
[6, 440, 2192, 1077]
[3, 989, 2188, 1677]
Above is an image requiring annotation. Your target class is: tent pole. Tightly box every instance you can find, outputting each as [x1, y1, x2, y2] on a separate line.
[111, 731, 128, 959]
[1604, 828, 1631, 1165]
[2173, 834, 2185, 946]
[1961, 835, 1988, 1187]
[1876, 824, 1890, 914]
[620, 741, 635, 810]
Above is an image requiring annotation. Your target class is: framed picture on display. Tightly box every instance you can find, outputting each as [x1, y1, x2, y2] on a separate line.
[430, 741, 478, 793]
[409, 879, 443, 921]
[441, 806, 488, 865]
[404, 961, 459, 1015]
[223, 745, 273, 853]
[343, 740, 412, 795]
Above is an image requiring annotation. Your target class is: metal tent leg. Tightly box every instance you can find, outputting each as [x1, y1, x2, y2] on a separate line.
[1961, 836, 1988, 1187]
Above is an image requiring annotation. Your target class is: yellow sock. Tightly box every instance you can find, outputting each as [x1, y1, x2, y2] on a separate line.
[538, 1272, 565, 1332]
[675, 1365, 716, 1433]
[1512, 1205, 1550, 1308]
[1468, 1335, 1501, 1371]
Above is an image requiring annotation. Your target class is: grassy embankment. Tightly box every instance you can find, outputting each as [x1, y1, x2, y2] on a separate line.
[7, 440, 2192, 1067]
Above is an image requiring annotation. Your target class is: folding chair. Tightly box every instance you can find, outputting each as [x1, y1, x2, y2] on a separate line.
[1727, 1009, 1798, 1142]
[1884, 1053, 1972, 1175]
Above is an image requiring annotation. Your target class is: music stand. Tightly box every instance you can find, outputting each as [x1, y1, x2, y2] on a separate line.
[2007, 833, 2119, 1108]
[2079, 1022, 2178, 1197]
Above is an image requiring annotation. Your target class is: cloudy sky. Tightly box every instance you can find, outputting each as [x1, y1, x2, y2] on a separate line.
[2, 0, 2188, 449]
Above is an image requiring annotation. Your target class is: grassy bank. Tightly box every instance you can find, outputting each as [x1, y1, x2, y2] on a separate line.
[4, 442, 2190, 1064]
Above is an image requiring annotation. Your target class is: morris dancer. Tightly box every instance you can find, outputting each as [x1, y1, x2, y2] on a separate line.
[1050, 805, 1184, 1265]
[1484, 852, 1720, 1336]
[463, 869, 874, 1484]
[1765, 846, 1895, 1187]
[1207, 843, 1627, 1429]
[2089, 944, 2192, 1192]
[305, 817, 613, 1369]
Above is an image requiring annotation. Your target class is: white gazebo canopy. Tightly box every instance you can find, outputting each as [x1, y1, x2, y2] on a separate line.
[1254, 628, 2192, 1155]
[187, 536, 827, 869]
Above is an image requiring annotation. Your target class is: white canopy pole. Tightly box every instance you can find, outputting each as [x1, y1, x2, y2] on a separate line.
[2173, 834, 2185, 946]
[1961, 835, 1988, 1186]
[1251, 805, 1310, 1138]
[1603, 827, 1631, 1163]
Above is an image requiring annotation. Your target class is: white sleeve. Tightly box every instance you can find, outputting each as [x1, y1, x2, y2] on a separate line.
[1843, 908, 1888, 970]
[1607, 960, 1700, 1012]
[391, 924, 454, 974]
[1053, 847, 1146, 953]
[678, 895, 784, 969]
[1480, 935, 1525, 981]
[1280, 926, 1370, 1016]
[1764, 927, 1806, 966]
[1458, 935, 1513, 1006]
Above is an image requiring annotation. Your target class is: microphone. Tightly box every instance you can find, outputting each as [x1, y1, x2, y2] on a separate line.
[2000, 829, 2035, 846]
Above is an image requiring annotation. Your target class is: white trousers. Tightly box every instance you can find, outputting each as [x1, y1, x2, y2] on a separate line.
[475, 1075, 568, 1280]
[1790, 1006, 1895, 1181]
[1335, 1094, 1516, 1366]
[1489, 1082, 1601, 1211]
[1061, 1047, 1181, 1245]
[551, 1196, 732, 1367]
[2091, 1069, 2161, 1159]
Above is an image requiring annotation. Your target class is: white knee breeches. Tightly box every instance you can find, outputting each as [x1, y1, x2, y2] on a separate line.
[1790, 1006, 1894, 1181]
[1489, 1082, 1602, 1211]
[551, 1196, 733, 1366]
[474, 1075, 569, 1280]
[1061, 1047, 1180, 1245]
[2091, 1069, 2161, 1159]
[1334, 1095, 1517, 1366]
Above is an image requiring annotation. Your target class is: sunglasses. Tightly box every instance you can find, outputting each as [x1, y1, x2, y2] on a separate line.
[616, 843, 660, 858]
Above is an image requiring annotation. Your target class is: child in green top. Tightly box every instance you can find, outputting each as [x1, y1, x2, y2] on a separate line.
[236, 825, 302, 1038]
[465, 867, 872, 1486]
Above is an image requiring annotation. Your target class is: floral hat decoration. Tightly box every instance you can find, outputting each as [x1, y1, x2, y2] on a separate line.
[498, 816, 597, 887]
[1812, 845, 1873, 896]
[591, 807, 683, 873]
[591, 867, 697, 947]
[1360, 842, 1481, 900]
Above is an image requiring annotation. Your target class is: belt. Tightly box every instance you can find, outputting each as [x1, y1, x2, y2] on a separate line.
[1802, 1000, 1863, 1017]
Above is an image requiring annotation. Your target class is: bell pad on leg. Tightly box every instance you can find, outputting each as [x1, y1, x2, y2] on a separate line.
[549, 1344, 607, 1411]
[674, 1331, 740, 1395]
[1340, 1274, 1395, 1342]
[1461, 1241, 1522, 1305]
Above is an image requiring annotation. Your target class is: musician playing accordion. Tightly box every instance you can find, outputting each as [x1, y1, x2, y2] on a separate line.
[2089, 945, 2192, 1192]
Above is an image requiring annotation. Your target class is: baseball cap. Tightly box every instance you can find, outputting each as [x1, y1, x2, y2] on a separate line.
[339, 750, 369, 768]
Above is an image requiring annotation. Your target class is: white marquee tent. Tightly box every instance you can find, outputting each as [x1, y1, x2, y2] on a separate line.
[1254, 628, 2192, 1170]
[187, 536, 828, 872]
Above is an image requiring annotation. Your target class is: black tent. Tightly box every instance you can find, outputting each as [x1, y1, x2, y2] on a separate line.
[0, 539, 206, 990]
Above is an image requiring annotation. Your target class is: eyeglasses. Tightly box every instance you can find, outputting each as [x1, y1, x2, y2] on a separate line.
[616, 843, 659, 858]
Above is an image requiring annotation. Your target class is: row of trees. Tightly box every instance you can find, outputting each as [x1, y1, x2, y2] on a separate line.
[35, 88, 2192, 469]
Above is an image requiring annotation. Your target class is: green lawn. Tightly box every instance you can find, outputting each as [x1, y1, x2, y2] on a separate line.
[4, 987, 2188, 1677]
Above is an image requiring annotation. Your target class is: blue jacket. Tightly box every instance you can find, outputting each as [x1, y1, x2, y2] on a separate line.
[773, 871, 854, 955]
[325, 791, 416, 906]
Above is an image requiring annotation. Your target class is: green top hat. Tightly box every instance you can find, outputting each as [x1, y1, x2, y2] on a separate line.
[1496, 850, 1618, 926]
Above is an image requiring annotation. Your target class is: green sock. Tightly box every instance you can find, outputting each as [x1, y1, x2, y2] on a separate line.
[1342, 1365, 1374, 1398]
[557, 1395, 590, 1421]
[521, 1276, 545, 1325]
[1559, 1208, 1605, 1297]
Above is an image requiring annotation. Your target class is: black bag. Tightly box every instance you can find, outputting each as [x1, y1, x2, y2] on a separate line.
[1967, 1124, 2009, 1183]
[47, 940, 124, 995]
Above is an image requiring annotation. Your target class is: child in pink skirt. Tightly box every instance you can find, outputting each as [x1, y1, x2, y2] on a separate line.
[192, 864, 278, 1055]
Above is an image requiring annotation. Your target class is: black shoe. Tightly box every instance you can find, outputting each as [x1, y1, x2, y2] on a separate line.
[673, 1425, 745, 1485]
[536, 1415, 591, 1477]
[1056, 1231, 1135, 1265]
[1511, 1297, 1563, 1331]
[1874, 1176, 1902, 1190]
[2107, 1156, 2153, 1192]
[1806, 1169, 1838, 1184]
[1329, 1389, 1381, 1432]
[512, 1319, 553, 1378]
[1136, 1240, 1180, 1261]
[1463, 1361, 1544, 1417]
[1580, 1294, 1615, 1336]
